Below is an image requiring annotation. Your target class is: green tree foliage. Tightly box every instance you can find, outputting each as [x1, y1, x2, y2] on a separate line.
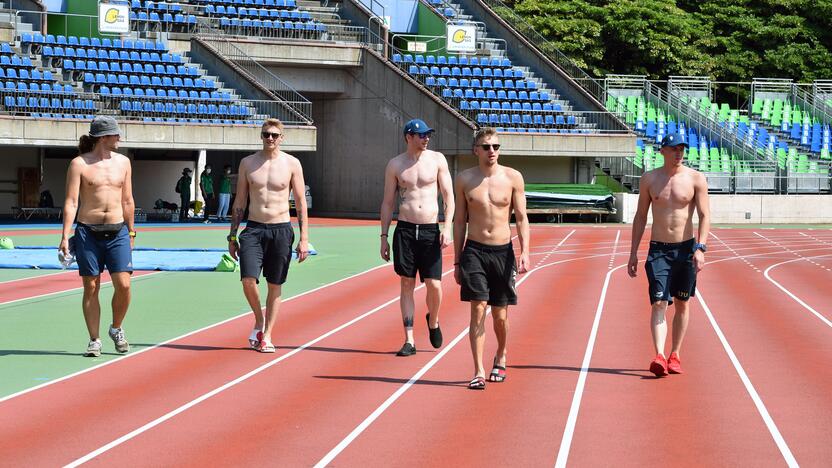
[501, 0, 832, 83]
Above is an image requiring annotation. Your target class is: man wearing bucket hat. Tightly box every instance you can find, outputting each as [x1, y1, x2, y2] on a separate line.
[60, 116, 136, 357]
[380, 118, 454, 356]
[628, 132, 711, 377]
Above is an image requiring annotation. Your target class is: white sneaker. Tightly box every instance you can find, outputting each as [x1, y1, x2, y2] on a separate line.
[85, 339, 102, 357]
[108, 326, 130, 353]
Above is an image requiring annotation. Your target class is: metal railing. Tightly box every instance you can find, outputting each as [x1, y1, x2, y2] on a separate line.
[475, 0, 606, 103]
[645, 80, 769, 162]
[390, 32, 505, 57]
[12, 10, 122, 38]
[0, 88, 320, 125]
[194, 21, 313, 124]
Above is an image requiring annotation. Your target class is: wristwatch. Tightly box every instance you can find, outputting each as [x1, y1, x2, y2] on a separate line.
[227, 234, 237, 242]
[694, 243, 707, 253]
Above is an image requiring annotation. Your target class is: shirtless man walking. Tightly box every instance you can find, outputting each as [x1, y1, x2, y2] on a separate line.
[60, 116, 136, 357]
[228, 118, 310, 353]
[628, 133, 710, 377]
[380, 119, 454, 356]
[454, 128, 530, 390]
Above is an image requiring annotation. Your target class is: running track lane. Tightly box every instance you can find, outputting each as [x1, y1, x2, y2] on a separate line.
[0, 260, 403, 464]
[311, 229, 619, 467]
[63, 228, 571, 466]
[0, 271, 157, 305]
[698, 232, 832, 463]
[564, 252, 787, 466]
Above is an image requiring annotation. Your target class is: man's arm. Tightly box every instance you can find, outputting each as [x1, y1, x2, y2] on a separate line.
[290, 157, 310, 262]
[628, 175, 653, 278]
[693, 172, 711, 272]
[379, 160, 398, 261]
[510, 170, 530, 273]
[228, 159, 249, 260]
[59, 158, 82, 255]
[452, 173, 468, 285]
[121, 157, 135, 246]
[436, 153, 455, 248]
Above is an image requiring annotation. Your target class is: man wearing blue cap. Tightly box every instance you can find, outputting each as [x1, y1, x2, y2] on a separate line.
[60, 116, 136, 357]
[380, 118, 454, 356]
[628, 132, 711, 377]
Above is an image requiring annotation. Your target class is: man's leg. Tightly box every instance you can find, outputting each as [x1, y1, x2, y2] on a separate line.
[491, 306, 508, 367]
[469, 300, 488, 378]
[650, 301, 669, 357]
[425, 278, 441, 328]
[242, 277, 264, 331]
[400, 276, 416, 344]
[81, 275, 102, 340]
[261, 282, 282, 344]
[110, 272, 131, 329]
[670, 299, 690, 355]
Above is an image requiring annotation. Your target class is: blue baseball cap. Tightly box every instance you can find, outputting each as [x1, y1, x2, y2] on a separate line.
[660, 133, 688, 148]
[403, 119, 433, 135]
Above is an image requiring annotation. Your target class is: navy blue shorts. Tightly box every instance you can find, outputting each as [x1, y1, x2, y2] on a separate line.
[74, 223, 133, 277]
[239, 221, 294, 285]
[644, 238, 697, 305]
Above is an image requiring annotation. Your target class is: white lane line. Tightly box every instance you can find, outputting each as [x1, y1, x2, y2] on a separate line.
[607, 231, 620, 269]
[754, 232, 829, 271]
[314, 231, 600, 468]
[65, 263, 446, 467]
[554, 265, 625, 468]
[0, 263, 392, 405]
[0, 271, 165, 307]
[554, 231, 621, 468]
[697, 291, 799, 468]
[764, 255, 832, 329]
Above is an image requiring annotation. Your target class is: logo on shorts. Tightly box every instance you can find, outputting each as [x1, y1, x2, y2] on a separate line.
[677, 291, 689, 298]
[654, 291, 663, 298]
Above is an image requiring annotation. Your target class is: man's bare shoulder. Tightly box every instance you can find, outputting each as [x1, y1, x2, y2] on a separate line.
[113, 152, 130, 164]
[502, 165, 524, 181]
[239, 152, 261, 169]
[456, 166, 480, 186]
[386, 153, 407, 170]
[427, 149, 448, 161]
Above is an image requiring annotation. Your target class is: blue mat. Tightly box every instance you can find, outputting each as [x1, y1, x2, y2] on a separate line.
[0, 247, 316, 271]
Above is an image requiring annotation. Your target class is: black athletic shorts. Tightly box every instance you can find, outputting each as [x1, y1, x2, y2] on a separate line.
[459, 239, 517, 306]
[645, 238, 697, 305]
[239, 221, 294, 285]
[392, 221, 442, 281]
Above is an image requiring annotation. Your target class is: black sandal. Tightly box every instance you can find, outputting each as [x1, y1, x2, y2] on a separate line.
[489, 358, 507, 382]
[468, 376, 486, 390]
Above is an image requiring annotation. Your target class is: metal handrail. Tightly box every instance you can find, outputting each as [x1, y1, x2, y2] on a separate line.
[646, 81, 770, 163]
[390, 32, 506, 57]
[194, 19, 313, 124]
[0, 89, 318, 125]
[474, 0, 606, 103]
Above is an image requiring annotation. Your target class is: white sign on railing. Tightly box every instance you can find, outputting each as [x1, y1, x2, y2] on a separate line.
[407, 41, 427, 53]
[98, 2, 130, 34]
[446, 24, 476, 53]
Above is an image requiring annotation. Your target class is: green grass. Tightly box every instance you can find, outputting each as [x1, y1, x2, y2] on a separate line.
[0, 225, 385, 398]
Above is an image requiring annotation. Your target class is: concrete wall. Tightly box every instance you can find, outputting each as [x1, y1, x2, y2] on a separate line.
[0, 146, 39, 214]
[0, 117, 316, 151]
[456, 154, 574, 183]
[308, 48, 475, 217]
[616, 193, 832, 224]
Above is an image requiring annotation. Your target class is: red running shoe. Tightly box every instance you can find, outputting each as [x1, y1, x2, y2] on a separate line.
[649, 354, 669, 377]
[667, 352, 683, 374]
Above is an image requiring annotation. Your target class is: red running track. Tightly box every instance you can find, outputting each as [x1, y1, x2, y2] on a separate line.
[1, 227, 831, 466]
